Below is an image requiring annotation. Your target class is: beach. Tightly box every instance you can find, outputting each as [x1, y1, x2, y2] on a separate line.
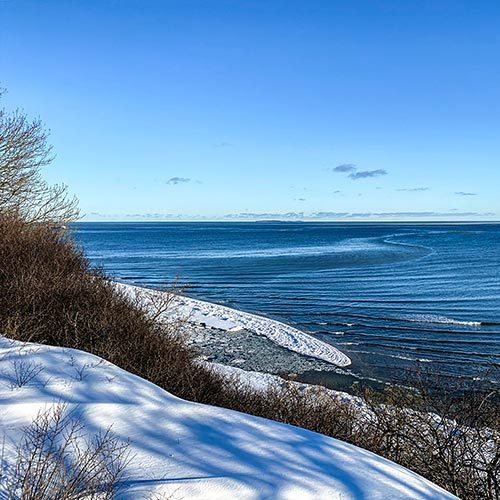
[117, 282, 394, 395]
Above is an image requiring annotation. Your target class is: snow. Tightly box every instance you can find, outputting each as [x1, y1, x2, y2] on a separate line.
[204, 361, 366, 409]
[117, 282, 351, 367]
[0, 336, 457, 499]
[204, 361, 286, 393]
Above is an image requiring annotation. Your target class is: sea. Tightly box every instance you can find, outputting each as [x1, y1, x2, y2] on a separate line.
[74, 222, 500, 389]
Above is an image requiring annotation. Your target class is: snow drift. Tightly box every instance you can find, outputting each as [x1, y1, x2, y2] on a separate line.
[0, 336, 456, 499]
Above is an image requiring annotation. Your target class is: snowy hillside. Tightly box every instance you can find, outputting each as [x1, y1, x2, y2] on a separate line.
[0, 337, 457, 499]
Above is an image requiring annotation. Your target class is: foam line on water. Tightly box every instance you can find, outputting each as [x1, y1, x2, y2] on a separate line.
[404, 314, 482, 327]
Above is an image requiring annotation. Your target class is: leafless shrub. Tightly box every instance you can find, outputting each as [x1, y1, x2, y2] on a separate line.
[0, 90, 78, 225]
[4, 404, 129, 500]
[71, 363, 90, 382]
[0, 214, 229, 404]
[10, 358, 44, 388]
[357, 382, 500, 499]
[131, 280, 187, 324]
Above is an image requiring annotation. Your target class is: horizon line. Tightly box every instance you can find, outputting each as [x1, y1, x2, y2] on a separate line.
[76, 219, 500, 224]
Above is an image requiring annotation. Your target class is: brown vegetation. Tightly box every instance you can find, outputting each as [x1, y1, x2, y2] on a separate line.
[0, 214, 498, 499]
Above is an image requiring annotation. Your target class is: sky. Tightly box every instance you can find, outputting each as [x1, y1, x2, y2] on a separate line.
[1, 0, 499, 221]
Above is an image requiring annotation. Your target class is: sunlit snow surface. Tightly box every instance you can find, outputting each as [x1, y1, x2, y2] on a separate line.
[0, 337, 457, 499]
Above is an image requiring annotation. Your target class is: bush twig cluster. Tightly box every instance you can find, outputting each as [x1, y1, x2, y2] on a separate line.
[2, 404, 129, 500]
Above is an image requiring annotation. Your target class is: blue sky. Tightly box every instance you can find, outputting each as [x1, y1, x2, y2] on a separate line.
[1, 0, 499, 221]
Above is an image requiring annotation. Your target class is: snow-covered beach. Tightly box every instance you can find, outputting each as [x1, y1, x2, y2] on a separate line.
[117, 282, 351, 368]
[0, 336, 457, 499]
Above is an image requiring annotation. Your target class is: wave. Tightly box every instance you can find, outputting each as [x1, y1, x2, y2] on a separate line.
[390, 354, 433, 363]
[380, 353, 416, 362]
[323, 322, 500, 337]
[316, 330, 345, 336]
[369, 343, 498, 359]
[403, 314, 482, 327]
[348, 350, 434, 363]
[314, 311, 493, 329]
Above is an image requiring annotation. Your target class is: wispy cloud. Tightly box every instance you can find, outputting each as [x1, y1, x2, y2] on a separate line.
[333, 163, 356, 173]
[349, 169, 387, 180]
[455, 191, 477, 196]
[310, 212, 351, 218]
[83, 210, 496, 221]
[342, 211, 492, 218]
[214, 142, 233, 148]
[396, 187, 430, 192]
[223, 210, 494, 220]
[224, 212, 306, 220]
[333, 164, 388, 180]
[166, 177, 191, 185]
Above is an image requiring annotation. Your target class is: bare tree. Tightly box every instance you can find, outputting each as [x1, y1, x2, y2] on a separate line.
[0, 90, 79, 224]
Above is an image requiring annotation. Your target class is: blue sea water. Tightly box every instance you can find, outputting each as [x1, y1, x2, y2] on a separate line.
[74, 222, 500, 386]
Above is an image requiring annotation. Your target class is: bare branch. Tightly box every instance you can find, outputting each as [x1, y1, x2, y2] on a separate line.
[0, 95, 79, 225]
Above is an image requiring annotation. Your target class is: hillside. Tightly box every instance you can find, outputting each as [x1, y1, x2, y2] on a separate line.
[0, 336, 457, 499]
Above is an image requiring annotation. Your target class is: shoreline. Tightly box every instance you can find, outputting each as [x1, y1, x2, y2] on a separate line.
[117, 282, 395, 395]
[118, 282, 499, 396]
[182, 322, 388, 394]
[117, 282, 351, 368]
[173, 291, 352, 367]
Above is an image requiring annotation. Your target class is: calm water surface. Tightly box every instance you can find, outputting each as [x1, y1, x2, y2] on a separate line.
[74, 222, 500, 387]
